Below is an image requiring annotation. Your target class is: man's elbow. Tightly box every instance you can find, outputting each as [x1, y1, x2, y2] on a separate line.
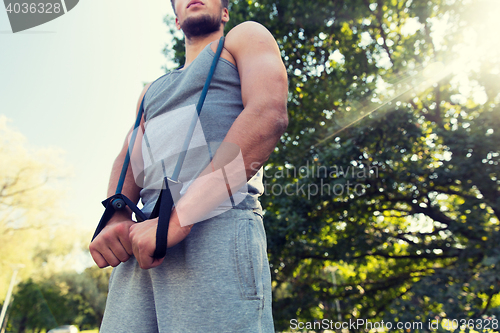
[273, 74, 289, 137]
[274, 106, 288, 137]
[247, 97, 288, 138]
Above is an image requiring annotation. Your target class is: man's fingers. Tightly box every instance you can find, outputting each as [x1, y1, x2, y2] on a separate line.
[148, 257, 164, 269]
[114, 221, 134, 256]
[98, 247, 122, 267]
[110, 243, 132, 263]
[89, 220, 135, 268]
[132, 236, 152, 269]
[89, 248, 109, 269]
[136, 251, 164, 270]
[118, 237, 134, 257]
[90, 244, 120, 268]
[130, 220, 159, 269]
[99, 231, 130, 263]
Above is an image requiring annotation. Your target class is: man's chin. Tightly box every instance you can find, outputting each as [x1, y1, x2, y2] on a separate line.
[181, 14, 222, 39]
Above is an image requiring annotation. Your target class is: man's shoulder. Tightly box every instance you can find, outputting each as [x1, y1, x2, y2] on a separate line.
[227, 21, 270, 38]
[224, 21, 278, 56]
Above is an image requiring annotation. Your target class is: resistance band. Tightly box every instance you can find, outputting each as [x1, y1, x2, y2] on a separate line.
[91, 36, 225, 259]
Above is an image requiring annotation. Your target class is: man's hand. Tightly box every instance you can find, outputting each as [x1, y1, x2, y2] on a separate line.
[129, 210, 193, 269]
[89, 216, 135, 268]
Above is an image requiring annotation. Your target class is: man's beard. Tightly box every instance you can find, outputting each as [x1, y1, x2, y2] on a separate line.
[181, 13, 222, 39]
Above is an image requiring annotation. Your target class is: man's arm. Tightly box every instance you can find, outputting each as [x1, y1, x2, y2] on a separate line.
[129, 22, 288, 269]
[223, 21, 289, 176]
[89, 84, 150, 268]
[171, 22, 289, 223]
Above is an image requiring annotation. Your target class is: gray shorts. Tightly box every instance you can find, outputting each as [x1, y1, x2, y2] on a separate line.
[100, 208, 274, 333]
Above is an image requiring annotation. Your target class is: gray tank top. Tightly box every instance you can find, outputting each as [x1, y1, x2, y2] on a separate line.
[138, 42, 264, 216]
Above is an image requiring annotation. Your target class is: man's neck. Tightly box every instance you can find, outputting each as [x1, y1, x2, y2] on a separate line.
[183, 29, 224, 68]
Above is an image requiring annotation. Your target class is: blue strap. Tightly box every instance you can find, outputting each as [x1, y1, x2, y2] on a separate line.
[153, 36, 225, 259]
[172, 36, 225, 181]
[115, 97, 145, 195]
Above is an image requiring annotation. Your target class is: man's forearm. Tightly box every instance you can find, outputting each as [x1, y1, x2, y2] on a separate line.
[173, 103, 287, 226]
[106, 131, 143, 221]
[223, 105, 288, 179]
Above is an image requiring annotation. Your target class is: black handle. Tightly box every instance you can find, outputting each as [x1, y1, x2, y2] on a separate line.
[149, 178, 182, 259]
[91, 194, 148, 241]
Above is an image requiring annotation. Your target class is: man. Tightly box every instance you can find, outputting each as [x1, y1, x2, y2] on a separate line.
[89, 0, 288, 331]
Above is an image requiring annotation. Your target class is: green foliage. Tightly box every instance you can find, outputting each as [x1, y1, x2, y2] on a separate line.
[6, 280, 58, 333]
[6, 267, 111, 332]
[0, 117, 108, 332]
[0, 116, 79, 302]
[165, 0, 500, 331]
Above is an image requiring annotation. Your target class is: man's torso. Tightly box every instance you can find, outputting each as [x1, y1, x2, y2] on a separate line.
[138, 42, 264, 216]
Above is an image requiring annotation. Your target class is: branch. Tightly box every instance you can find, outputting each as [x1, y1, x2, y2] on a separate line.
[2, 225, 46, 235]
[423, 20, 437, 59]
[375, 0, 393, 64]
[434, 82, 443, 126]
[300, 250, 459, 261]
[369, 285, 413, 320]
[0, 177, 49, 199]
[369, 224, 420, 246]
[353, 251, 459, 260]
[411, 201, 454, 226]
[399, 227, 449, 238]
[433, 187, 484, 203]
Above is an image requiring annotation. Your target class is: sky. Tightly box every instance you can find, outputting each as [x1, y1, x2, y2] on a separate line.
[0, 0, 177, 238]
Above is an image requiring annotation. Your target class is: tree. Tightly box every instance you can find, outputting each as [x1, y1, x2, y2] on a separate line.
[0, 115, 76, 300]
[1, 116, 59, 293]
[63, 266, 111, 329]
[6, 267, 111, 332]
[165, 0, 500, 330]
[0, 117, 102, 331]
[6, 280, 58, 333]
